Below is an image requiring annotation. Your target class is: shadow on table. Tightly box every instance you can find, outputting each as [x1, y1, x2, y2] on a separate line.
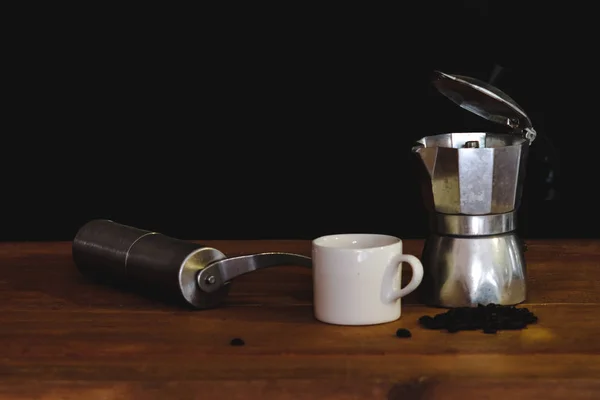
[0, 250, 185, 311]
[1, 247, 421, 316]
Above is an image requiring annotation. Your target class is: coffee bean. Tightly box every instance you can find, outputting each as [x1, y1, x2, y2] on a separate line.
[526, 315, 538, 324]
[418, 315, 434, 328]
[505, 321, 527, 330]
[396, 328, 412, 338]
[230, 338, 245, 346]
[418, 304, 538, 334]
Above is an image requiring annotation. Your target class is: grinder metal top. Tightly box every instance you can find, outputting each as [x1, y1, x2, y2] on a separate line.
[432, 71, 537, 144]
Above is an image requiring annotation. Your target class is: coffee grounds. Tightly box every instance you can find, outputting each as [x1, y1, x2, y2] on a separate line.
[395, 328, 412, 338]
[419, 304, 538, 334]
[230, 338, 245, 346]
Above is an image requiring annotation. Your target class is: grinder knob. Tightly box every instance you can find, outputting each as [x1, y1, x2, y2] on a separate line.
[72, 219, 311, 309]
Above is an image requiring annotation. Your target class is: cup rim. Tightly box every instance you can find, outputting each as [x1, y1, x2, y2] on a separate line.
[312, 233, 401, 251]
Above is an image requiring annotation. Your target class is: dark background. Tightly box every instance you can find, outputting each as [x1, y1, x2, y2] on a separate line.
[3, 2, 598, 241]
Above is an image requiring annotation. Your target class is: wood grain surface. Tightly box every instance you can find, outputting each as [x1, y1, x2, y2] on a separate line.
[1, 239, 599, 399]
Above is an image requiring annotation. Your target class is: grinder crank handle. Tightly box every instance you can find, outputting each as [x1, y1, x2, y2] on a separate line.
[197, 252, 312, 293]
[72, 219, 312, 309]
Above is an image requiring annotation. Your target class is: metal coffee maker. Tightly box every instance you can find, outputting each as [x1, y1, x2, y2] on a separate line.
[413, 70, 537, 308]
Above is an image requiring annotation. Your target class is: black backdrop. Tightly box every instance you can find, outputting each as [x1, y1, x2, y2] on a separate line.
[3, 2, 598, 241]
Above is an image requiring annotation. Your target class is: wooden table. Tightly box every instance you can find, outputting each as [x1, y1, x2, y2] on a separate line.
[1, 239, 599, 399]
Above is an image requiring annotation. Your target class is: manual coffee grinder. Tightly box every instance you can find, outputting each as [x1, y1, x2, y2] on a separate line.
[413, 70, 537, 308]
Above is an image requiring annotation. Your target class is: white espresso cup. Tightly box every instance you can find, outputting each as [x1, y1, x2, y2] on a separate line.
[312, 233, 424, 326]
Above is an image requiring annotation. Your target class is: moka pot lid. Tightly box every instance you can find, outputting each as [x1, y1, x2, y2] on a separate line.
[432, 70, 537, 143]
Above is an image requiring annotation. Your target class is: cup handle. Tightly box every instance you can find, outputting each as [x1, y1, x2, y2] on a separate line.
[383, 254, 424, 303]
